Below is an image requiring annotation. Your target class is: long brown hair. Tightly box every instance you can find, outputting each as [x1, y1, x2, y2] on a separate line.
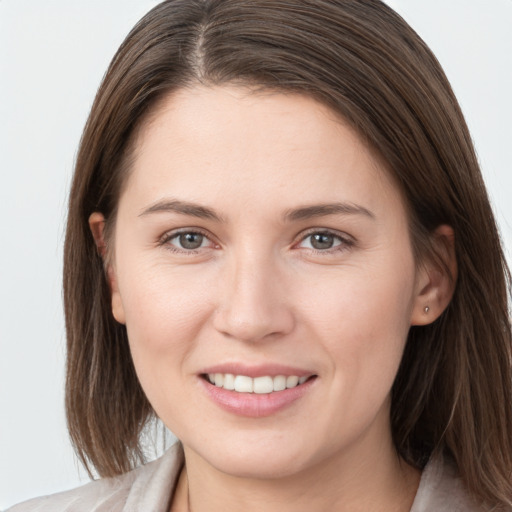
[63, 0, 512, 507]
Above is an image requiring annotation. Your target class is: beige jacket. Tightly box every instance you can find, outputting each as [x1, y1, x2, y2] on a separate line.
[7, 443, 484, 511]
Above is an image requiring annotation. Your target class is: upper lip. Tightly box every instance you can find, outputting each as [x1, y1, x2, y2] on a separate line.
[199, 363, 315, 379]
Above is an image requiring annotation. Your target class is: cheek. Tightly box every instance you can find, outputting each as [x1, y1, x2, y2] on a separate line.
[114, 257, 218, 400]
[119, 260, 213, 343]
[116, 264, 219, 421]
[299, 255, 416, 389]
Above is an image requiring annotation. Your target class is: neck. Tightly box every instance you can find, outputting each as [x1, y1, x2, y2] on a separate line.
[175, 433, 420, 512]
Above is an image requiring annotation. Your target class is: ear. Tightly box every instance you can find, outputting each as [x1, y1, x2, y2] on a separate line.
[410, 225, 457, 326]
[88, 212, 126, 325]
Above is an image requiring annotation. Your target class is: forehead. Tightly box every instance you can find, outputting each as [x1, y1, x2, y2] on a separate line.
[120, 85, 402, 220]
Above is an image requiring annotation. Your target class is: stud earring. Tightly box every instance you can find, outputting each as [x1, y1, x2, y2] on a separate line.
[424, 306, 430, 314]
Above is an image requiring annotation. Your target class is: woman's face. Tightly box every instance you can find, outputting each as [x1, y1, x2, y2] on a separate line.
[105, 85, 431, 479]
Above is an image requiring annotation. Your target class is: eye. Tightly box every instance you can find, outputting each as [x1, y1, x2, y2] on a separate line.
[306, 233, 339, 250]
[161, 230, 214, 252]
[297, 230, 352, 252]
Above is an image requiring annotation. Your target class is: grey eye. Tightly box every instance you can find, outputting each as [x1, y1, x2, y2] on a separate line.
[310, 233, 336, 250]
[177, 232, 205, 250]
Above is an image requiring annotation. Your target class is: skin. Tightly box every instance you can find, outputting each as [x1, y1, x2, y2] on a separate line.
[90, 85, 456, 512]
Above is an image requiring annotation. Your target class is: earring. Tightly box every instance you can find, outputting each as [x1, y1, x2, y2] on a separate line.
[424, 306, 430, 314]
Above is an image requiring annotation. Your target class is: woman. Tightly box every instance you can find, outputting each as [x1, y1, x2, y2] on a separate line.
[9, 0, 512, 510]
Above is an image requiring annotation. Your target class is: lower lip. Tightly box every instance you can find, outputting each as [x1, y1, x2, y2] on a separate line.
[200, 377, 316, 417]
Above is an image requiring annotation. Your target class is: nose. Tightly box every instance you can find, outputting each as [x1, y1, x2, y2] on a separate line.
[213, 251, 295, 343]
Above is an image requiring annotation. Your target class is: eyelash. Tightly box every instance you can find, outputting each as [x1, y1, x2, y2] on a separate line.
[158, 228, 354, 255]
[158, 228, 216, 254]
[293, 229, 355, 255]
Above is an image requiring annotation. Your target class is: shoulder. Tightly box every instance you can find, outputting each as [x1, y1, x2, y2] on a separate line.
[5, 443, 184, 512]
[410, 454, 491, 512]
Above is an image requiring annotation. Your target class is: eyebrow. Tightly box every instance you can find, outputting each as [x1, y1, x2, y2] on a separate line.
[139, 199, 224, 222]
[139, 199, 375, 223]
[284, 203, 375, 222]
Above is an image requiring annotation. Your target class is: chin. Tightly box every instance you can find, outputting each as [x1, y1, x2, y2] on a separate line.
[186, 432, 322, 480]
[214, 452, 311, 480]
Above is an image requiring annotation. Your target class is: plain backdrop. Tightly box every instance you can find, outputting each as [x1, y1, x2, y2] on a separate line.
[1, 1, 511, 508]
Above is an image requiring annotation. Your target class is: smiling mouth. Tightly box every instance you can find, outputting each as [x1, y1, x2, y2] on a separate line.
[203, 373, 316, 394]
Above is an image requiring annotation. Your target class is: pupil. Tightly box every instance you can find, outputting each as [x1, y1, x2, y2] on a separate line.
[180, 233, 203, 249]
[311, 233, 334, 250]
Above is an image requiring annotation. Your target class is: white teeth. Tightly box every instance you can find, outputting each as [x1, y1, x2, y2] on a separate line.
[286, 375, 299, 388]
[207, 373, 311, 393]
[234, 375, 253, 393]
[223, 373, 235, 390]
[253, 376, 274, 394]
[273, 375, 287, 391]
